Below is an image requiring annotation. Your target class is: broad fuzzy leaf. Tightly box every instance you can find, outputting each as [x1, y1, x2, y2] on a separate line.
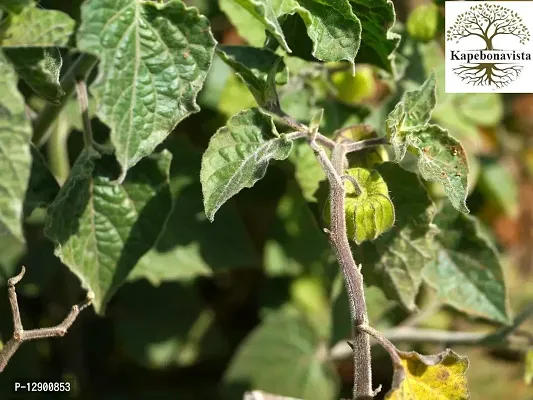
[201, 108, 292, 221]
[349, 0, 400, 73]
[324, 167, 395, 244]
[386, 349, 470, 399]
[77, 0, 216, 181]
[217, 45, 286, 111]
[0, 54, 32, 245]
[128, 138, 258, 284]
[45, 149, 173, 314]
[354, 164, 438, 311]
[224, 307, 338, 400]
[422, 204, 511, 324]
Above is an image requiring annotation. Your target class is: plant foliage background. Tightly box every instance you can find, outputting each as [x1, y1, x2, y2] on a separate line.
[0, 0, 532, 399]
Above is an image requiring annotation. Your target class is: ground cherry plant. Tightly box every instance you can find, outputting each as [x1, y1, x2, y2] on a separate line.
[0, 0, 532, 399]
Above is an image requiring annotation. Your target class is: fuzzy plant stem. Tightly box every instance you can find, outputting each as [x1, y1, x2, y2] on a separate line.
[309, 138, 374, 399]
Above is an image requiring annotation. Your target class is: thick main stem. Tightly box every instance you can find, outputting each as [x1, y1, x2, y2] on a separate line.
[331, 145, 372, 399]
[310, 140, 373, 399]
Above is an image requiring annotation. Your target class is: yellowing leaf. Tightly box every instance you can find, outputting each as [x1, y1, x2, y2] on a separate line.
[386, 349, 470, 400]
[525, 347, 533, 385]
[324, 167, 395, 244]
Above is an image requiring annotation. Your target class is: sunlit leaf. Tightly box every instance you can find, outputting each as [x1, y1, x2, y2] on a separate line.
[201, 108, 292, 221]
[77, 0, 216, 181]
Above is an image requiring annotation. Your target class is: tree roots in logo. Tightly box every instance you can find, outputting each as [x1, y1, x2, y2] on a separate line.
[453, 63, 523, 88]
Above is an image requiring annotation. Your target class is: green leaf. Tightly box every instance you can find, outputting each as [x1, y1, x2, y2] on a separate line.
[45, 149, 173, 314]
[114, 280, 227, 368]
[0, 4, 73, 110]
[285, 0, 361, 70]
[324, 167, 395, 244]
[217, 45, 286, 112]
[4, 48, 65, 104]
[222, 0, 290, 52]
[267, 0, 361, 68]
[219, 0, 266, 47]
[224, 307, 338, 400]
[128, 138, 258, 285]
[0, 5, 75, 47]
[409, 125, 469, 214]
[386, 73, 469, 213]
[349, 0, 400, 73]
[23, 145, 60, 217]
[386, 349, 470, 399]
[422, 203, 511, 324]
[0, 53, 32, 245]
[201, 108, 293, 221]
[77, 0, 216, 181]
[289, 142, 325, 202]
[386, 72, 436, 161]
[354, 164, 438, 311]
[0, 0, 32, 14]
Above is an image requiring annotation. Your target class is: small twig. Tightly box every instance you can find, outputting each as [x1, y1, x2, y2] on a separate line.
[358, 325, 402, 367]
[330, 304, 533, 361]
[0, 267, 93, 373]
[74, 79, 93, 148]
[344, 137, 388, 154]
[284, 131, 306, 141]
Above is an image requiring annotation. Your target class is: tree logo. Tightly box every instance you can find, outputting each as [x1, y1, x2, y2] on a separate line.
[445, 2, 533, 93]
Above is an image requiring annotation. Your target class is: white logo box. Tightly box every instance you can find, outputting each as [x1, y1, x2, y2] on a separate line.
[445, 1, 533, 93]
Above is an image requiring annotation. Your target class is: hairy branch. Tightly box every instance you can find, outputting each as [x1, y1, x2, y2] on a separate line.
[0, 267, 93, 373]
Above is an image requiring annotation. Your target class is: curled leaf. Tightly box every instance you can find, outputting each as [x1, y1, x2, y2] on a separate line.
[386, 349, 470, 399]
[324, 167, 395, 244]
